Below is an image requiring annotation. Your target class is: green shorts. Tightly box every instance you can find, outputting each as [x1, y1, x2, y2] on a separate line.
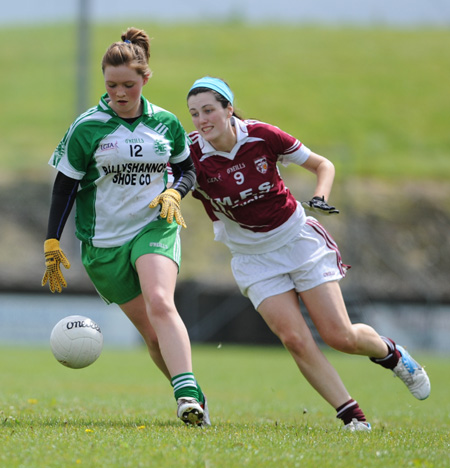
[81, 219, 181, 305]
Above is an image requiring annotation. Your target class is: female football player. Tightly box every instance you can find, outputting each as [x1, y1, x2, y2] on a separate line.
[41, 28, 209, 427]
[186, 76, 430, 431]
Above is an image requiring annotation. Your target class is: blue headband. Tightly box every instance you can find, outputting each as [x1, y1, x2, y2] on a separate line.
[189, 77, 234, 105]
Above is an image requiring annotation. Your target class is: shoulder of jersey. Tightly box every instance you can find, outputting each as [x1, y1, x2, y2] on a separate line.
[244, 119, 272, 130]
[148, 102, 178, 120]
[69, 106, 114, 134]
[188, 130, 200, 144]
[243, 119, 282, 139]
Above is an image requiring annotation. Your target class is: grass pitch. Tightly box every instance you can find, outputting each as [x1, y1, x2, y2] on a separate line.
[1, 344, 448, 467]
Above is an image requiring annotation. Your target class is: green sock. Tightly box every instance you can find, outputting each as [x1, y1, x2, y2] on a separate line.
[171, 372, 199, 401]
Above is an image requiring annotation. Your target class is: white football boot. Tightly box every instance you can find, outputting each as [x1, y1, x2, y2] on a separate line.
[343, 418, 372, 432]
[177, 397, 205, 426]
[393, 345, 431, 400]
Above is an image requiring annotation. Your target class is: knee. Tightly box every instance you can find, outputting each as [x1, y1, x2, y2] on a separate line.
[278, 330, 311, 357]
[323, 329, 359, 354]
[144, 291, 175, 319]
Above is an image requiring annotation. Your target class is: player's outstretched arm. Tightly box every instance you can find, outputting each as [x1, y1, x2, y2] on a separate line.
[300, 151, 339, 215]
[42, 172, 78, 292]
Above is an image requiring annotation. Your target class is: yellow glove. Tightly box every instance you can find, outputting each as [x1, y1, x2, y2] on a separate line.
[149, 188, 187, 228]
[41, 239, 71, 293]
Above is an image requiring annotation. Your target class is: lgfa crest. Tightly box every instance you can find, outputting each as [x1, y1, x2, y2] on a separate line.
[254, 156, 268, 174]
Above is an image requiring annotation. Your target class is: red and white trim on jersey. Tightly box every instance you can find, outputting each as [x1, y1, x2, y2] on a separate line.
[306, 217, 350, 276]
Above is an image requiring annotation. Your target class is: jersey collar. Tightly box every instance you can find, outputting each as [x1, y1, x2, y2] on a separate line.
[198, 117, 249, 161]
[98, 93, 153, 118]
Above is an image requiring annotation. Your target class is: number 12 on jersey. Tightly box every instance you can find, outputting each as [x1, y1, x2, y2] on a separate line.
[129, 145, 143, 157]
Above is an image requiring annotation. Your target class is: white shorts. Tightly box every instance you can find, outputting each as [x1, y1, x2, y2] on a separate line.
[230, 217, 349, 309]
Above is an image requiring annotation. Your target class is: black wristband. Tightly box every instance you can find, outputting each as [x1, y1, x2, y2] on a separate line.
[170, 157, 197, 198]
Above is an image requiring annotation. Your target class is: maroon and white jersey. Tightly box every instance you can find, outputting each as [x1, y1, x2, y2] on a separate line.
[190, 118, 311, 254]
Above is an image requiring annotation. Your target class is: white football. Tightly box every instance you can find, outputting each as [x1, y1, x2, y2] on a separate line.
[50, 315, 103, 369]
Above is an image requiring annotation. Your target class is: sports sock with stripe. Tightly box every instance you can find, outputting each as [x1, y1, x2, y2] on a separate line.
[369, 336, 402, 370]
[336, 398, 367, 425]
[171, 372, 201, 401]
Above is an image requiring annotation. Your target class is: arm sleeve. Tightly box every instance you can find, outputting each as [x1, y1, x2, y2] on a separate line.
[170, 156, 197, 199]
[46, 172, 79, 240]
[278, 143, 311, 167]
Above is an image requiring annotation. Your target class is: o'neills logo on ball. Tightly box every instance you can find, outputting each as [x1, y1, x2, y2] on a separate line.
[66, 320, 101, 333]
[254, 156, 268, 174]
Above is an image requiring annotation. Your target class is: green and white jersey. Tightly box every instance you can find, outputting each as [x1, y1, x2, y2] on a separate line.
[49, 93, 190, 248]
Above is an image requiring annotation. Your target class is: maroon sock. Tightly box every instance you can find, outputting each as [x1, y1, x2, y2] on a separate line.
[336, 399, 366, 425]
[370, 336, 402, 370]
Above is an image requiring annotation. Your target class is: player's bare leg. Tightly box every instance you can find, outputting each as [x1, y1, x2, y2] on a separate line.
[302, 281, 430, 400]
[257, 289, 352, 409]
[120, 294, 170, 379]
[300, 281, 390, 358]
[135, 253, 192, 377]
[135, 254, 206, 425]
